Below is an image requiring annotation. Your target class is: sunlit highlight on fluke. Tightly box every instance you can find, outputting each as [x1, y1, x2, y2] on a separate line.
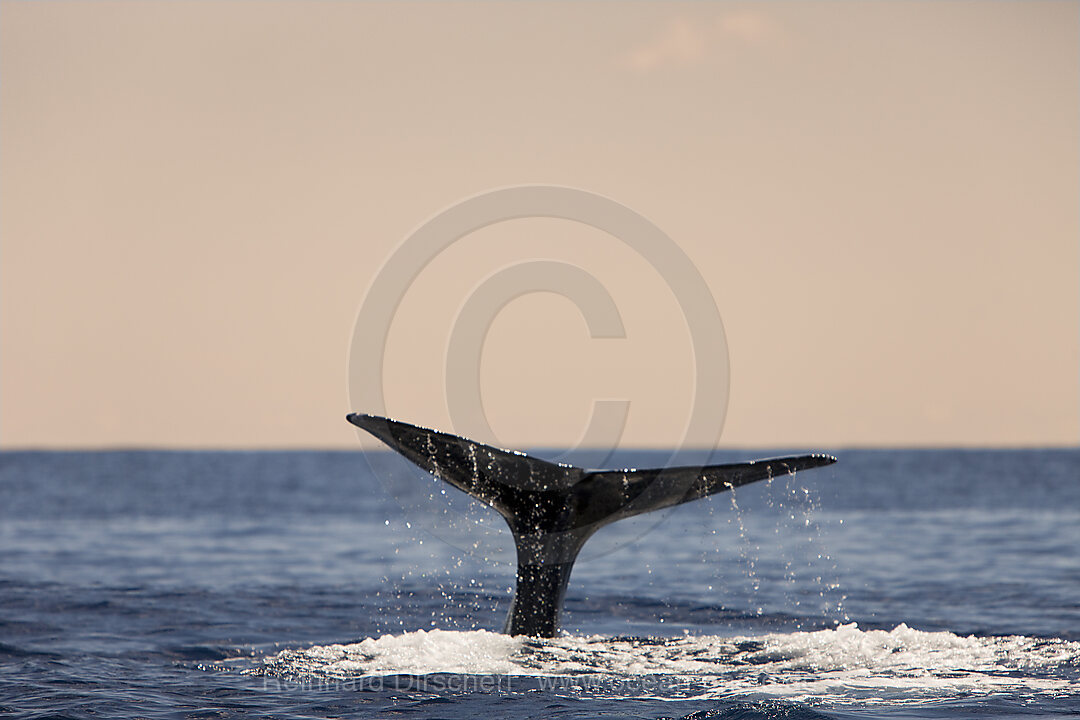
[347, 413, 836, 638]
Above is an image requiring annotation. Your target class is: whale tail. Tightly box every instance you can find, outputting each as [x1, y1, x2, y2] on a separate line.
[347, 413, 836, 637]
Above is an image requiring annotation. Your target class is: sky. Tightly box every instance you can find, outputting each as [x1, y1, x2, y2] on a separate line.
[2, 1, 1077, 450]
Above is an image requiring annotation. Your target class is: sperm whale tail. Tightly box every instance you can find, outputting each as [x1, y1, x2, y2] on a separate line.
[347, 413, 836, 637]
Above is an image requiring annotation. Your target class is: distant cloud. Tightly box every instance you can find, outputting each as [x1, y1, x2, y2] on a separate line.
[716, 9, 776, 44]
[624, 16, 707, 71]
[622, 11, 780, 71]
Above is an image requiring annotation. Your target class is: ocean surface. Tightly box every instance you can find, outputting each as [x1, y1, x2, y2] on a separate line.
[1, 447, 1077, 719]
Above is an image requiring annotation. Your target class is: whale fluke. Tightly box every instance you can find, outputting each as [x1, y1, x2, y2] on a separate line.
[347, 413, 836, 637]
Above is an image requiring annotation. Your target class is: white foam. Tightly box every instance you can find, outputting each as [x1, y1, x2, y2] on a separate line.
[250, 624, 1079, 704]
[262, 628, 523, 678]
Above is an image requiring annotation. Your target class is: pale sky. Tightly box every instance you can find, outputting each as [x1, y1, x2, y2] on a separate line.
[2, 1, 1077, 449]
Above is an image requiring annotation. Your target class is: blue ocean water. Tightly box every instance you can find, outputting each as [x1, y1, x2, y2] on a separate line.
[1, 448, 1077, 719]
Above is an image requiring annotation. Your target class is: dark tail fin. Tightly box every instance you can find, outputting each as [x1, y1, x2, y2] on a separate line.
[347, 413, 836, 637]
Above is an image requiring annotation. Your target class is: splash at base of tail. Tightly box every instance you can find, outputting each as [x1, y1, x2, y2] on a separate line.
[347, 413, 836, 638]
